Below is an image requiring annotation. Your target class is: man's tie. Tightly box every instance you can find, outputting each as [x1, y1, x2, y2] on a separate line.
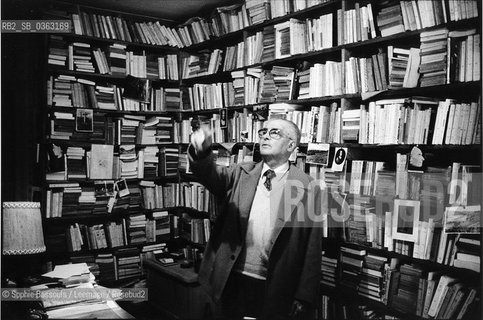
[263, 169, 276, 191]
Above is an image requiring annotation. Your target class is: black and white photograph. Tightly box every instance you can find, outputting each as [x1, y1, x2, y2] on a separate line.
[1, 0, 482, 320]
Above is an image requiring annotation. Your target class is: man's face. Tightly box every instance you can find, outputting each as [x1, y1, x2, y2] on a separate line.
[259, 120, 294, 160]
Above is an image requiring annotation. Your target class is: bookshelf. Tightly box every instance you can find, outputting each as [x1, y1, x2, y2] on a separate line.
[40, 2, 218, 286]
[36, 0, 481, 318]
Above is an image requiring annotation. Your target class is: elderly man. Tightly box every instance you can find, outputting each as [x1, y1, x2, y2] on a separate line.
[189, 118, 324, 320]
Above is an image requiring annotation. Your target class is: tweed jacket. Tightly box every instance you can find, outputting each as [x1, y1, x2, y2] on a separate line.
[189, 147, 323, 319]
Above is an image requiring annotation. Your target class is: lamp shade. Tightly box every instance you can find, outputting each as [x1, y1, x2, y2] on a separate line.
[2, 202, 46, 255]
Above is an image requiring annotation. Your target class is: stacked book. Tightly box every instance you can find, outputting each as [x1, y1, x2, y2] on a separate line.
[387, 46, 410, 89]
[272, 66, 295, 101]
[94, 84, 116, 110]
[48, 35, 68, 67]
[108, 44, 127, 75]
[341, 108, 361, 142]
[262, 25, 275, 62]
[320, 253, 338, 287]
[339, 246, 366, 291]
[158, 147, 179, 177]
[139, 146, 159, 179]
[137, 116, 173, 145]
[296, 68, 311, 99]
[358, 254, 388, 302]
[376, 3, 405, 37]
[153, 210, 171, 242]
[390, 264, 423, 312]
[119, 145, 138, 179]
[246, 0, 270, 25]
[66, 146, 87, 179]
[231, 70, 246, 106]
[95, 253, 116, 284]
[115, 248, 142, 280]
[128, 213, 147, 244]
[452, 235, 481, 272]
[71, 42, 95, 73]
[419, 28, 449, 87]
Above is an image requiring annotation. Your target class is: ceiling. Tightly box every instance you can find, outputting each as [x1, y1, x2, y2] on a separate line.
[70, 0, 239, 24]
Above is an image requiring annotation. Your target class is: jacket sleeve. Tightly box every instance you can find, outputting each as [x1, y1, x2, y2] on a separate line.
[187, 144, 235, 198]
[294, 183, 326, 305]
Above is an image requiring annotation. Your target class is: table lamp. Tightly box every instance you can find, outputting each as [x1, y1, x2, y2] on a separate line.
[2, 202, 46, 286]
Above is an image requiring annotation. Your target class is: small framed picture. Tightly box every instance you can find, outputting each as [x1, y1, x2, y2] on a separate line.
[75, 108, 94, 132]
[392, 199, 420, 243]
[443, 205, 481, 234]
[219, 109, 227, 128]
[306, 143, 329, 166]
[331, 147, 347, 171]
[115, 178, 130, 197]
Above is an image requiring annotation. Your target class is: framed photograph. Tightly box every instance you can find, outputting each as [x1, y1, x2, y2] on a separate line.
[115, 178, 130, 197]
[392, 199, 420, 242]
[306, 143, 330, 166]
[331, 147, 347, 172]
[219, 108, 227, 128]
[75, 108, 93, 132]
[443, 205, 481, 234]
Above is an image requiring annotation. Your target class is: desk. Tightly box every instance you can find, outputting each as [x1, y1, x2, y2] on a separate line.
[145, 259, 207, 319]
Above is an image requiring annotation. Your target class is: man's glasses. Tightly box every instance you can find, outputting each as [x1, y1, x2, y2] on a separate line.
[258, 128, 291, 140]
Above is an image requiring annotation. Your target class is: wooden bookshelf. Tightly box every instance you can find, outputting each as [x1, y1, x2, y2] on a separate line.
[37, 0, 481, 318]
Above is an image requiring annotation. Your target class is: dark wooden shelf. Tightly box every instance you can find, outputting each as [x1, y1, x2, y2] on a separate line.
[44, 240, 166, 258]
[47, 67, 180, 86]
[52, 32, 179, 52]
[48, 105, 179, 116]
[182, 0, 341, 51]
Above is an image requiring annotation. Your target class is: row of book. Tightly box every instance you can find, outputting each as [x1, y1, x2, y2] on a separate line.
[68, 244, 167, 283]
[345, 97, 481, 145]
[48, 75, 182, 112]
[58, 0, 476, 49]
[181, 34, 478, 100]
[375, 0, 478, 38]
[45, 142, 180, 181]
[63, 216, 169, 252]
[45, 179, 143, 217]
[45, 177, 218, 218]
[49, 110, 178, 143]
[324, 247, 479, 319]
[139, 181, 215, 214]
[336, 195, 480, 267]
[49, 31, 480, 111]
[52, 209, 211, 253]
[54, 0, 329, 47]
[48, 36, 179, 80]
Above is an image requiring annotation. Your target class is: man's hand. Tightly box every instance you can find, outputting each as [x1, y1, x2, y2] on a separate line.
[190, 125, 213, 155]
[289, 300, 310, 320]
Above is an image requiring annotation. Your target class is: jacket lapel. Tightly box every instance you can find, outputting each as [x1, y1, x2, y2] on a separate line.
[238, 162, 263, 239]
[267, 165, 307, 253]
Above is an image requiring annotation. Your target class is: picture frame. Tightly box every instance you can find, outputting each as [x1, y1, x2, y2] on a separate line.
[306, 143, 329, 166]
[75, 108, 94, 132]
[392, 199, 420, 242]
[443, 205, 481, 234]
